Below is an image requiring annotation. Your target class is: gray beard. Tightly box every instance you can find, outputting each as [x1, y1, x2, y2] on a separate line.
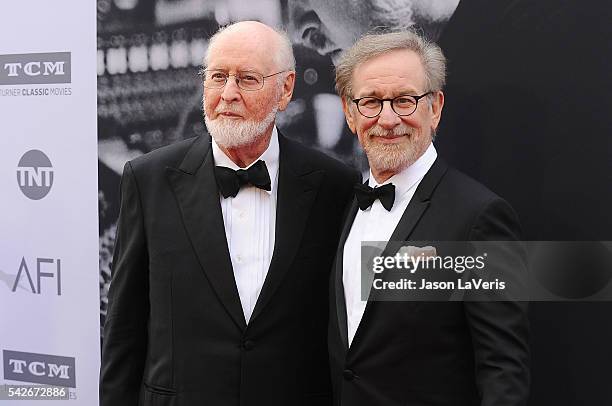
[362, 124, 430, 174]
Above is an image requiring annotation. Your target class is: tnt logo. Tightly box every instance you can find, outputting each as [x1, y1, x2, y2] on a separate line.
[17, 150, 53, 200]
[3, 350, 76, 388]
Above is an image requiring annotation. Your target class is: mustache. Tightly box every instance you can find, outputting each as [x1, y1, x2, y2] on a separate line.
[214, 105, 245, 116]
[366, 125, 412, 137]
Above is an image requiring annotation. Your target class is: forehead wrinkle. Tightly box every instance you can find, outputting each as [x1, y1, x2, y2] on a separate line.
[354, 75, 422, 98]
[208, 22, 281, 72]
[208, 43, 269, 70]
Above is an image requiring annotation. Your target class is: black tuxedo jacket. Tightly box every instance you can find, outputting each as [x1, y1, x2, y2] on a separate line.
[100, 132, 359, 406]
[329, 158, 530, 406]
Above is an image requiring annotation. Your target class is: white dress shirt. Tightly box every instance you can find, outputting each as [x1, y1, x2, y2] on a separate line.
[212, 128, 280, 323]
[342, 143, 437, 346]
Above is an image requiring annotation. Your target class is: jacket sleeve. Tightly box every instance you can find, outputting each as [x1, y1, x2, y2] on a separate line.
[465, 198, 530, 406]
[100, 161, 149, 406]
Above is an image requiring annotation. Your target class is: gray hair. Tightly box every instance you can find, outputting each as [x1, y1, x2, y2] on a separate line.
[335, 30, 446, 101]
[204, 22, 296, 72]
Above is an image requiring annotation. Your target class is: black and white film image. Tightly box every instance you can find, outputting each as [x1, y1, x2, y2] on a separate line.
[97, 1, 612, 404]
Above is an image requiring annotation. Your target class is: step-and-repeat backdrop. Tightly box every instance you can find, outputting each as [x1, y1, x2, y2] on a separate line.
[0, 1, 99, 404]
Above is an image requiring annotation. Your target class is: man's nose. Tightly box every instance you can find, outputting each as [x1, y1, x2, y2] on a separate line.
[377, 101, 401, 129]
[220, 76, 241, 103]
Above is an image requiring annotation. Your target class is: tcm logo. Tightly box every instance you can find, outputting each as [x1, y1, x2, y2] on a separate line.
[0, 52, 71, 85]
[17, 150, 53, 200]
[3, 350, 76, 388]
[7, 257, 62, 296]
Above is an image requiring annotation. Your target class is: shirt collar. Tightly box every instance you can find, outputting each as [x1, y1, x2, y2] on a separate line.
[211, 127, 280, 195]
[368, 142, 438, 200]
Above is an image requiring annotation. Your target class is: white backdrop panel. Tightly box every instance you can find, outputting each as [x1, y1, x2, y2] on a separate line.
[0, 1, 99, 405]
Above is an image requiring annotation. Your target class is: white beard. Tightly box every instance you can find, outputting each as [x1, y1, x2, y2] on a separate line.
[204, 105, 278, 148]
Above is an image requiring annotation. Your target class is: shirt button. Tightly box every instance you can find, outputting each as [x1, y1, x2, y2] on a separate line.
[343, 369, 355, 381]
[238, 210, 246, 219]
[236, 255, 243, 263]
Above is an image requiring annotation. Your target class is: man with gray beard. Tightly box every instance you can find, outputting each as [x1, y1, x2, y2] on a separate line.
[329, 30, 529, 406]
[100, 21, 359, 406]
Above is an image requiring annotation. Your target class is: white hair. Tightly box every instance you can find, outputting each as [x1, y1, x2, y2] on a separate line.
[204, 22, 296, 71]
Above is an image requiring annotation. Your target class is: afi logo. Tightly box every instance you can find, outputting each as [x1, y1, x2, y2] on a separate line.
[3, 350, 76, 388]
[11, 257, 62, 296]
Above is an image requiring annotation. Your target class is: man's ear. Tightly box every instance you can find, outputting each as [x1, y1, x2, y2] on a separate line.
[341, 96, 357, 134]
[278, 71, 296, 111]
[430, 90, 445, 132]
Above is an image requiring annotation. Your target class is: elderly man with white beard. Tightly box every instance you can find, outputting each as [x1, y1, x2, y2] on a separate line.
[328, 30, 530, 406]
[100, 20, 359, 406]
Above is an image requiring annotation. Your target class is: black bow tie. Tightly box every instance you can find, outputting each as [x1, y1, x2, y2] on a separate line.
[214, 160, 271, 198]
[354, 182, 396, 211]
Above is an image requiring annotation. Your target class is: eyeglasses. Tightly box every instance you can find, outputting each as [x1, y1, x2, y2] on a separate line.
[352, 92, 432, 118]
[201, 69, 287, 91]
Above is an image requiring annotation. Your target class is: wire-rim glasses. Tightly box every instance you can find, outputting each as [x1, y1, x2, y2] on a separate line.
[201, 69, 288, 91]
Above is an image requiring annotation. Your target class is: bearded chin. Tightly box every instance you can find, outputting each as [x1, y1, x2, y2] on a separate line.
[364, 142, 414, 174]
[362, 125, 433, 174]
[204, 106, 278, 148]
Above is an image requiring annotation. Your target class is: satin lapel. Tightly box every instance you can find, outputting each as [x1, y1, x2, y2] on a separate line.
[334, 199, 359, 350]
[165, 135, 247, 331]
[387, 158, 449, 244]
[249, 135, 323, 324]
[348, 158, 449, 357]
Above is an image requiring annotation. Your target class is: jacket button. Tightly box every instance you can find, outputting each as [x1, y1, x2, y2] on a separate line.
[343, 369, 355, 381]
[242, 340, 255, 351]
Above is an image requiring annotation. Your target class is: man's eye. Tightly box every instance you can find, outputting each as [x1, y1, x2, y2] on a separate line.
[395, 97, 416, 106]
[210, 73, 226, 81]
[361, 99, 380, 108]
[240, 75, 259, 83]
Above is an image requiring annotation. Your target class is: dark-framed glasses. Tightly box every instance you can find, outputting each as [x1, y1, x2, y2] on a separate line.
[201, 69, 287, 91]
[352, 92, 432, 118]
